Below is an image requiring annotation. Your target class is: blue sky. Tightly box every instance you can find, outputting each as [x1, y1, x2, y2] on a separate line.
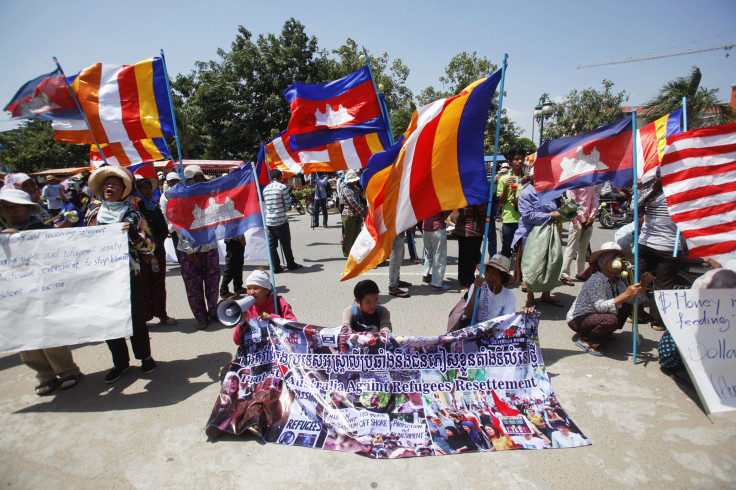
[1, 0, 734, 144]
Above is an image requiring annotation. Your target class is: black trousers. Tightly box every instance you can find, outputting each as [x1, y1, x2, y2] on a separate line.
[638, 244, 684, 326]
[221, 238, 245, 294]
[267, 222, 297, 269]
[457, 235, 483, 288]
[107, 273, 151, 368]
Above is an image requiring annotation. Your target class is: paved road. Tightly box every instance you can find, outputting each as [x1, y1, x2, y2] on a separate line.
[1, 210, 734, 489]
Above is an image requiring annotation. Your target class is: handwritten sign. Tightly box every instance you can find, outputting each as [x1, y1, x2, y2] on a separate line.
[655, 289, 736, 414]
[0, 225, 132, 352]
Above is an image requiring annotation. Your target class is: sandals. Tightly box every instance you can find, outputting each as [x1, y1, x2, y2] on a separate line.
[397, 280, 412, 288]
[574, 339, 604, 356]
[411, 258, 422, 264]
[59, 373, 81, 390]
[159, 316, 178, 325]
[520, 282, 528, 293]
[560, 277, 575, 286]
[35, 380, 57, 396]
[388, 289, 410, 298]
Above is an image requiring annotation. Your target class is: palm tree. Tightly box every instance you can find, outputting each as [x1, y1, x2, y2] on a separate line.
[641, 66, 734, 128]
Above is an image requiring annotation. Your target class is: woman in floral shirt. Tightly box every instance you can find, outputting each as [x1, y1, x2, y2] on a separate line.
[86, 166, 157, 383]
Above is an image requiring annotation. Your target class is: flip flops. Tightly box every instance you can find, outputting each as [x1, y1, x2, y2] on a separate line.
[397, 280, 412, 288]
[388, 289, 410, 298]
[560, 277, 575, 286]
[574, 339, 604, 356]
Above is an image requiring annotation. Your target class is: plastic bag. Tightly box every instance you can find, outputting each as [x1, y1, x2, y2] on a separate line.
[521, 220, 562, 292]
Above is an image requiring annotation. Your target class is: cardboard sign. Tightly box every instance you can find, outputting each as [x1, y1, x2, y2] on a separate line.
[655, 289, 736, 414]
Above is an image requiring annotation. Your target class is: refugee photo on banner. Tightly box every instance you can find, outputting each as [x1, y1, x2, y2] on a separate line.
[206, 312, 591, 458]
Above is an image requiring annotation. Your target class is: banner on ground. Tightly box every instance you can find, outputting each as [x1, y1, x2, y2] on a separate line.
[0, 225, 132, 352]
[206, 312, 591, 457]
[655, 289, 736, 414]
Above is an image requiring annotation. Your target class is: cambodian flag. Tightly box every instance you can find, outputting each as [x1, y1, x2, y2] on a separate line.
[284, 66, 387, 151]
[533, 116, 633, 199]
[164, 166, 263, 245]
[4, 67, 81, 120]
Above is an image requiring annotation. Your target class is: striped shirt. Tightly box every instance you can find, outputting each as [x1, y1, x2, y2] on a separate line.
[263, 180, 291, 226]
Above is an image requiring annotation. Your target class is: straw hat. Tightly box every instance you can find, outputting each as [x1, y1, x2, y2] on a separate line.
[0, 188, 42, 215]
[88, 166, 134, 199]
[588, 241, 634, 265]
[345, 170, 360, 184]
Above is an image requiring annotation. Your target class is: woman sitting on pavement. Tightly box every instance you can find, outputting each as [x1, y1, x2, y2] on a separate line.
[463, 254, 518, 323]
[232, 269, 297, 345]
[0, 188, 82, 395]
[566, 242, 654, 356]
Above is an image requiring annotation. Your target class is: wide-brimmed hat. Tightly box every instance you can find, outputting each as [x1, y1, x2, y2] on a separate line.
[0, 188, 42, 215]
[183, 165, 207, 180]
[88, 166, 134, 199]
[344, 170, 360, 184]
[588, 241, 634, 265]
[484, 254, 512, 284]
[134, 174, 158, 190]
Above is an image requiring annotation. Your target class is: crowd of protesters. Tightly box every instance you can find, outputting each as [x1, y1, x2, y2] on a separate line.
[1, 146, 730, 398]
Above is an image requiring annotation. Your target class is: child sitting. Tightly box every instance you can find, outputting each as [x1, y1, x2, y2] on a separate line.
[342, 280, 392, 333]
[232, 269, 296, 345]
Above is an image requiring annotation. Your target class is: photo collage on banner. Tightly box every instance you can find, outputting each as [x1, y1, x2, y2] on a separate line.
[207, 312, 591, 457]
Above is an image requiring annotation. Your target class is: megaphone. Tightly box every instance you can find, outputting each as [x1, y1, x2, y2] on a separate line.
[217, 295, 256, 326]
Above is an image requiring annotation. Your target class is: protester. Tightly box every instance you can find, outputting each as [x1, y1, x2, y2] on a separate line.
[462, 254, 529, 325]
[559, 186, 598, 285]
[311, 172, 329, 228]
[566, 242, 654, 356]
[0, 188, 82, 395]
[340, 171, 366, 257]
[177, 165, 220, 329]
[342, 279, 392, 333]
[41, 175, 64, 215]
[512, 176, 563, 307]
[232, 270, 297, 345]
[85, 166, 157, 383]
[444, 426, 477, 453]
[483, 424, 517, 451]
[220, 234, 247, 299]
[638, 172, 687, 331]
[135, 175, 177, 326]
[263, 169, 302, 273]
[452, 203, 487, 289]
[54, 174, 89, 228]
[422, 211, 451, 291]
[496, 149, 525, 258]
[550, 424, 586, 448]
[4, 173, 51, 223]
[388, 232, 412, 298]
[159, 172, 181, 249]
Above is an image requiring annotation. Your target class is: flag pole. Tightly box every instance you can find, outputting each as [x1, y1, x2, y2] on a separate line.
[159, 49, 186, 184]
[471, 53, 508, 327]
[362, 47, 395, 145]
[53, 57, 109, 166]
[632, 110, 640, 364]
[250, 161, 280, 316]
[672, 97, 688, 257]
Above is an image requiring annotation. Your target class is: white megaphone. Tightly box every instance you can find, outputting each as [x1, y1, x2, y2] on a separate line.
[217, 295, 256, 326]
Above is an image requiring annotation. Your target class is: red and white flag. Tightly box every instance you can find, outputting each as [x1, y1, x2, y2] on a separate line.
[660, 123, 736, 262]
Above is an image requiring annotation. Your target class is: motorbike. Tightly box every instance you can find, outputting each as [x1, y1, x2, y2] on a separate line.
[598, 188, 634, 228]
[305, 194, 337, 215]
[288, 190, 306, 214]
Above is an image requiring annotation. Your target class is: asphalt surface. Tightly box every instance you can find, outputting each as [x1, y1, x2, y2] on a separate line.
[1, 209, 735, 489]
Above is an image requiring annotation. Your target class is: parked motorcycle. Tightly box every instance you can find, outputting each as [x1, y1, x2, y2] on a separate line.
[598, 188, 634, 228]
[305, 195, 337, 215]
[288, 190, 306, 214]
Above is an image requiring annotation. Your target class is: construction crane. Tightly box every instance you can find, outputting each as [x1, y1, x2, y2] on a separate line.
[577, 43, 734, 69]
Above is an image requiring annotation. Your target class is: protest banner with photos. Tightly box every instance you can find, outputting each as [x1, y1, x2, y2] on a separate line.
[655, 289, 736, 414]
[206, 312, 591, 457]
[0, 225, 132, 352]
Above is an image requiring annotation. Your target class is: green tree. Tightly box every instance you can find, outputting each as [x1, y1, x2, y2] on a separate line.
[641, 66, 734, 128]
[542, 80, 629, 141]
[419, 51, 523, 156]
[0, 120, 89, 174]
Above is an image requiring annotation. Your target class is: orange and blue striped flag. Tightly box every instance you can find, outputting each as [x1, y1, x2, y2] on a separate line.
[637, 109, 682, 183]
[342, 70, 503, 281]
[52, 57, 175, 145]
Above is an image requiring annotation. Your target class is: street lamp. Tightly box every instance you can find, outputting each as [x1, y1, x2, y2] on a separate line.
[534, 93, 554, 146]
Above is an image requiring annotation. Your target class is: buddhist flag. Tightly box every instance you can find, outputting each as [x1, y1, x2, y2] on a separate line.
[659, 122, 736, 262]
[52, 57, 175, 144]
[637, 109, 682, 183]
[264, 131, 387, 177]
[342, 70, 503, 281]
[89, 138, 171, 167]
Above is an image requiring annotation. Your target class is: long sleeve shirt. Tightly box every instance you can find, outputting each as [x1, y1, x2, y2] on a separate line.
[512, 184, 557, 248]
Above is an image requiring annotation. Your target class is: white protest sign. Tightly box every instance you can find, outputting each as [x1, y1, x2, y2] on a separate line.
[0, 225, 132, 352]
[655, 289, 736, 414]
